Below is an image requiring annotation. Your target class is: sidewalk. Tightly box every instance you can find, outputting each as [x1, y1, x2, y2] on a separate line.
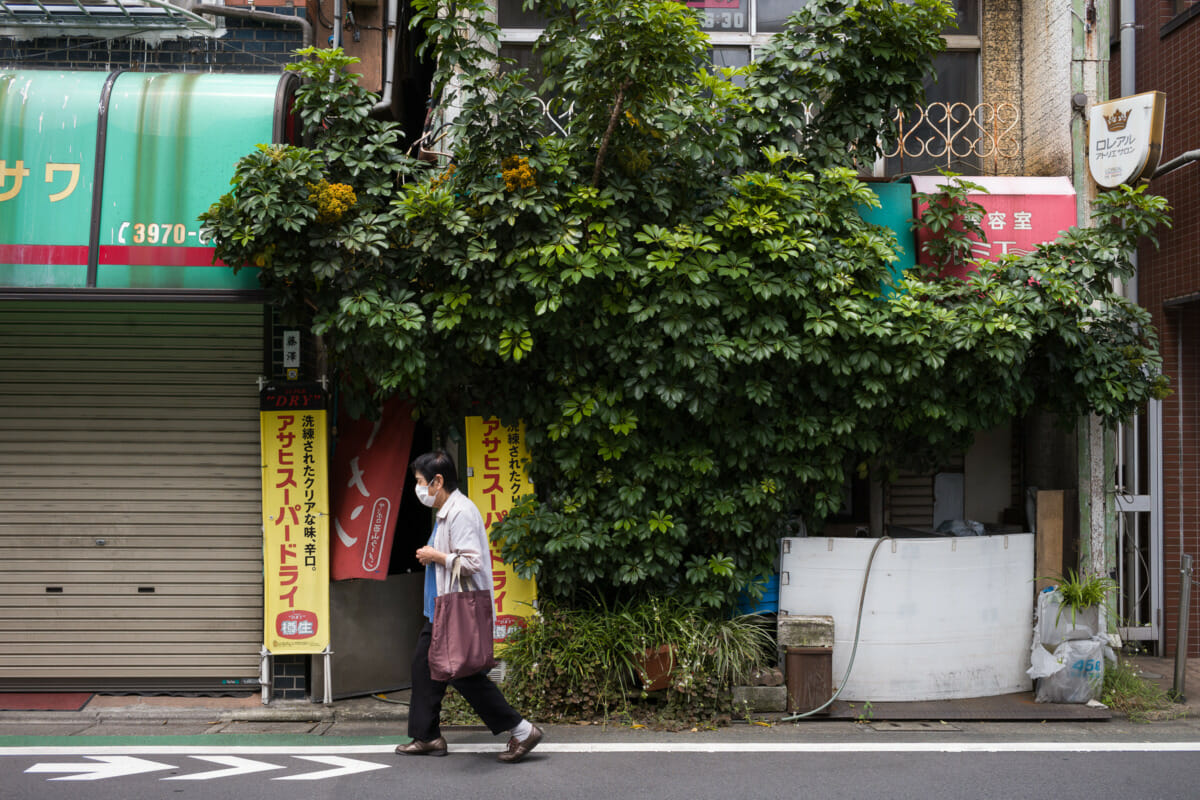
[2, 656, 1197, 741]
[1125, 653, 1200, 715]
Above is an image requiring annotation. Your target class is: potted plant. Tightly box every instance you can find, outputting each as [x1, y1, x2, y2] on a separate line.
[635, 644, 677, 692]
[1057, 570, 1113, 618]
[1044, 569, 1114, 639]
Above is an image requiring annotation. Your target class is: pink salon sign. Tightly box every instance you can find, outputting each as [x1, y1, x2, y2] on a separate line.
[912, 176, 1078, 281]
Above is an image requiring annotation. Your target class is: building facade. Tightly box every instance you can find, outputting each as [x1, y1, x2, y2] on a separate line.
[1, 0, 1147, 697]
[1109, 0, 1200, 658]
[0, 4, 314, 697]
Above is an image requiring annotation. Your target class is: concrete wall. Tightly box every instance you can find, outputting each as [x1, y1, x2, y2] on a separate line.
[982, 0, 1027, 175]
[965, 422, 1015, 525]
[1019, 0, 1076, 176]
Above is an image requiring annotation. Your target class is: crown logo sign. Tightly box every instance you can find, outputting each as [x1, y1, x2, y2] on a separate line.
[1104, 108, 1130, 131]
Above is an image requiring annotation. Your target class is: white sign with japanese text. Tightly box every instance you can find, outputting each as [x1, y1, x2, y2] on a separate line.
[1089, 91, 1166, 188]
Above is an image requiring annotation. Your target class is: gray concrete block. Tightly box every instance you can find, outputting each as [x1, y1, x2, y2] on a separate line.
[778, 614, 834, 648]
[732, 685, 788, 715]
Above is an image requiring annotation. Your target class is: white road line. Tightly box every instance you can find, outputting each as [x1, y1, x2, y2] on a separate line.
[5, 742, 1200, 757]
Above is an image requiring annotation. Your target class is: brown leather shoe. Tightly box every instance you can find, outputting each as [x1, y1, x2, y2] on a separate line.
[395, 737, 448, 756]
[498, 725, 543, 763]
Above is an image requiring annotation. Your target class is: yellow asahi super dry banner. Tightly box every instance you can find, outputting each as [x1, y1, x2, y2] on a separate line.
[464, 416, 537, 648]
[261, 383, 330, 654]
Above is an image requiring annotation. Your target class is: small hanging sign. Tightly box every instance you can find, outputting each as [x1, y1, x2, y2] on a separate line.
[1088, 91, 1166, 188]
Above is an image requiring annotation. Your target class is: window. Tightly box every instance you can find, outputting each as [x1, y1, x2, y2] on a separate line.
[497, 0, 548, 28]
[0, 0, 216, 34]
[496, 0, 983, 175]
[882, 0, 982, 176]
[499, 0, 979, 76]
[883, 50, 982, 177]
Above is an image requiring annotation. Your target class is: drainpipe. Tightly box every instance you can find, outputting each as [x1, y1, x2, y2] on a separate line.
[1153, 150, 1200, 178]
[371, 0, 399, 117]
[193, 4, 314, 48]
[1173, 554, 1192, 700]
[1120, 0, 1138, 303]
[1120, 0, 1136, 97]
[333, 0, 343, 49]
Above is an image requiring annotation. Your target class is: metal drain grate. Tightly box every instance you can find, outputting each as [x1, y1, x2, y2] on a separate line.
[868, 721, 962, 732]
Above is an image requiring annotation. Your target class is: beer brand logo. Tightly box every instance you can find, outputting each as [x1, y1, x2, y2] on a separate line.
[276, 609, 318, 639]
[1104, 108, 1130, 131]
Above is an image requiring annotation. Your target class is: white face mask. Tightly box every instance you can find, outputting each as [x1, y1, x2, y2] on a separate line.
[415, 480, 438, 508]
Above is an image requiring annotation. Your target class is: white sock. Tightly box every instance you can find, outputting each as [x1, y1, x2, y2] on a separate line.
[510, 719, 533, 741]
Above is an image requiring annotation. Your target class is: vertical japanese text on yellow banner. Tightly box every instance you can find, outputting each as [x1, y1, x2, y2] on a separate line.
[261, 388, 330, 654]
[464, 417, 538, 650]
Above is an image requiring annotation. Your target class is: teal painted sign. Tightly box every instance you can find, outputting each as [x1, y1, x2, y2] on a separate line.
[857, 180, 915, 294]
[0, 70, 294, 292]
[0, 71, 107, 288]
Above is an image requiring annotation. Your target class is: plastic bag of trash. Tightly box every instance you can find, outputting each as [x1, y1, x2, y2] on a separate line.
[1033, 637, 1112, 703]
[934, 519, 985, 537]
[1027, 639, 1063, 681]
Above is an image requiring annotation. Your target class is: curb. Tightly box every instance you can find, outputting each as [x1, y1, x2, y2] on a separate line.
[2, 700, 411, 726]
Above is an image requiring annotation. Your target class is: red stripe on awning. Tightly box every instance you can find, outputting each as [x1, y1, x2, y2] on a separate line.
[0, 244, 89, 265]
[98, 245, 227, 267]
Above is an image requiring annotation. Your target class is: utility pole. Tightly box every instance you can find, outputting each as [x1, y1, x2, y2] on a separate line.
[1071, 0, 1118, 603]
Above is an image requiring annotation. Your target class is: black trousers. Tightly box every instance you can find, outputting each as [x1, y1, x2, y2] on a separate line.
[408, 621, 522, 741]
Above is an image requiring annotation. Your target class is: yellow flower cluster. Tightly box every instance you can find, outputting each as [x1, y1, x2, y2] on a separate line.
[253, 243, 276, 268]
[307, 179, 356, 224]
[502, 155, 536, 192]
[430, 163, 457, 190]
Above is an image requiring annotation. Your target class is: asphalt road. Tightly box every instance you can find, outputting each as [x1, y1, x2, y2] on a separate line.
[5, 736, 1200, 800]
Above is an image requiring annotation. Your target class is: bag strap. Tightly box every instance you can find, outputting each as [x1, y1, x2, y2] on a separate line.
[448, 556, 464, 593]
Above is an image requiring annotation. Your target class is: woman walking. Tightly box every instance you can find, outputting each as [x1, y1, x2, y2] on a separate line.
[396, 450, 543, 763]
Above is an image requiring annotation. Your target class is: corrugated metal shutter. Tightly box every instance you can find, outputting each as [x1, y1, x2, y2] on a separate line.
[887, 470, 935, 530]
[886, 454, 966, 532]
[0, 301, 265, 691]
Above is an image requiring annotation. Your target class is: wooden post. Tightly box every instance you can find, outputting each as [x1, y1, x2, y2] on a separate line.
[1035, 489, 1078, 591]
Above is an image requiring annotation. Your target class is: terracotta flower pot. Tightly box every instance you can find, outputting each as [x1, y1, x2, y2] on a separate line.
[637, 644, 676, 691]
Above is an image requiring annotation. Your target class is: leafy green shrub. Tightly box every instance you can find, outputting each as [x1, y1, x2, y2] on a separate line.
[202, 0, 1170, 612]
[497, 599, 774, 727]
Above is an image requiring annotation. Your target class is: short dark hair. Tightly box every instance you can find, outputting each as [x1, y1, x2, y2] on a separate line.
[411, 450, 459, 492]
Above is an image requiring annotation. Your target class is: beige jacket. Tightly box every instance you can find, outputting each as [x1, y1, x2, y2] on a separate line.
[432, 488, 495, 618]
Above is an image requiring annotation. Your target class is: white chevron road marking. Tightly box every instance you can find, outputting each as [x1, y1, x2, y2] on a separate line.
[164, 755, 287, 780]
[273, 755, 390, 780]
[25, 755, 176, 781]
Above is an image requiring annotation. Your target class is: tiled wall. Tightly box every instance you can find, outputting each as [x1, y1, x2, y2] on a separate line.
[1111, 1, 1200, 657]
[273, 654, 310, 700]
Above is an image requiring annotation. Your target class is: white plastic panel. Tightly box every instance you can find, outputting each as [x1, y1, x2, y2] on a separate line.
[779, 534, 1035, 701]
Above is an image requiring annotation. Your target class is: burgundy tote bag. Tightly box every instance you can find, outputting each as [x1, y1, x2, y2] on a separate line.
[428, 559, 497, 681]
